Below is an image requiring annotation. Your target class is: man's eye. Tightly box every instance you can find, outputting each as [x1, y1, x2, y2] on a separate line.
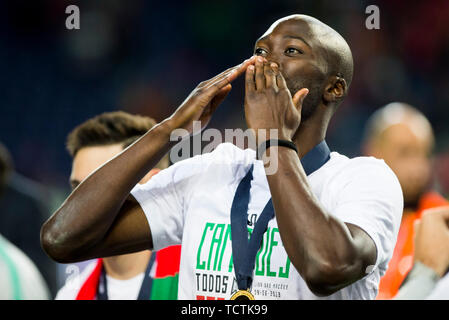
[255, 48, 268, 56]
[285, 47, 303, 55]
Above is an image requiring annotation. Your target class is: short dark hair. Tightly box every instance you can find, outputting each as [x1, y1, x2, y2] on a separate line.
[66, 111, 169, 168]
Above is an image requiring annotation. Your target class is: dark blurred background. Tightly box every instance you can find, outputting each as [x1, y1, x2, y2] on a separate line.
[0, 0, 448, 297]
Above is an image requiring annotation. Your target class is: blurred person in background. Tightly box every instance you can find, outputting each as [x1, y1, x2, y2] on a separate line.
[55, 111, 180, 300]
[0, 143, 58, 296]
[0, 142, 50, 299]
[434, 152, 449, 198]
[395, 206, 449, 300]
[362, 102, 449, 299]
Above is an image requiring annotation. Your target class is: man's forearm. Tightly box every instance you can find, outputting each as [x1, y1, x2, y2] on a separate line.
[264, 147, 365, 295]
[41, 119, 175, 260]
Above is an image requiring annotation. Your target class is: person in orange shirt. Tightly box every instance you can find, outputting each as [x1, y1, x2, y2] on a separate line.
[395, 206, 449, 300]
[362, 102, 448, 299]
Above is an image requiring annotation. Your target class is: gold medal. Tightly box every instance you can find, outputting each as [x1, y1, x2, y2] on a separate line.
[230, 289, 255, 300]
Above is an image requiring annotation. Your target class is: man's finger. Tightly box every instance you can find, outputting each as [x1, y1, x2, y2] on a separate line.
[203, 74, 232, 98]
[200, 56, 256, 88]
[201, 66, 240, 88]
[422, 206, 449, 221]
[225, 56, 256, 84]
[201, 60, 253, 97]
[276, 71, 288, 90]
[209, 84, 232, 113]
[245, 64, 256, 93]
[207, 57, 256, 89]
[265, 63, 278, 89]
[292, 88, 310, 109]
[255, 56, 266, 90]
[203, 69, 236, 89]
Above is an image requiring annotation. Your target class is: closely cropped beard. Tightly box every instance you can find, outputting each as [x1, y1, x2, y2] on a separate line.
[287, 79, 323, 121]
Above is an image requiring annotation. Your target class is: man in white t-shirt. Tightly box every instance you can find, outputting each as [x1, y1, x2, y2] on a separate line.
[41, 14, 403, 300]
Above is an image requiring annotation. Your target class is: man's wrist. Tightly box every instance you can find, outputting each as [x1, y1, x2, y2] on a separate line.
[141, 119, 179, 152]
[159, 118, 178, 135]
[257, 139, 298, 159]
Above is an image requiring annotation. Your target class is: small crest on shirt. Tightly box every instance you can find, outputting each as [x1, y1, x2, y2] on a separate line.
[247, 214, 257, 227]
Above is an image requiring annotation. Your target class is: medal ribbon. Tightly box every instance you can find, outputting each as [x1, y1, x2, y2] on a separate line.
[230, 140, 331, 293]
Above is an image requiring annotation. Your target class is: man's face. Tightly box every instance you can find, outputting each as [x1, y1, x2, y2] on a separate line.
[70, 144, 124, 190]
[371, 124, 433, 207]
[253, 18, 327, 119]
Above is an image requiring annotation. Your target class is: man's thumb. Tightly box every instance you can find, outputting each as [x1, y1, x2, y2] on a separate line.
[292, 88, 309, 109]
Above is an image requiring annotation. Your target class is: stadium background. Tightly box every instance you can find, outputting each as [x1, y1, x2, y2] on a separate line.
[0, 0, 448, 294]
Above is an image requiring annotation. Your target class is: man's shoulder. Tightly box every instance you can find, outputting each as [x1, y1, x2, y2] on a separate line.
[320, 152, 402, 200]
[327, 152, 396, 178]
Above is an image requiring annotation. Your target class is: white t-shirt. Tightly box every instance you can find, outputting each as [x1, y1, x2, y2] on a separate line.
[427, 272, 449, 300]
[55, 260, 145, 300]
[0, 235, 50, 300]
[131, 143, 403, 300]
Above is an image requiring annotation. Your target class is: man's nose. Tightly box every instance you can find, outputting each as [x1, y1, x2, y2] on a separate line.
[265, 55, 282, 71]
[268, 60, 283, 73]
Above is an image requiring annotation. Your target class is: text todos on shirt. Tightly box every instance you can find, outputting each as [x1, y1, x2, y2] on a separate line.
[169, 121, 280, 175]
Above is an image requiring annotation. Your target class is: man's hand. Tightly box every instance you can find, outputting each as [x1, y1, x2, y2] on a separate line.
[168, 57, 256, 137]
[42, 56, 258, 263]
[414, 206, 449, 277]
[244, 56, 308, 143]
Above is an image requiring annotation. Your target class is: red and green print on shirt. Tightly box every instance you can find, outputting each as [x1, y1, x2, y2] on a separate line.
[75, 245, 181, 300]
[194, 222, 292, 300]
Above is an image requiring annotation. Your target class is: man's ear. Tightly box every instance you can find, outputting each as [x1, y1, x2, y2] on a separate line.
[323, 75, 347, 104]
